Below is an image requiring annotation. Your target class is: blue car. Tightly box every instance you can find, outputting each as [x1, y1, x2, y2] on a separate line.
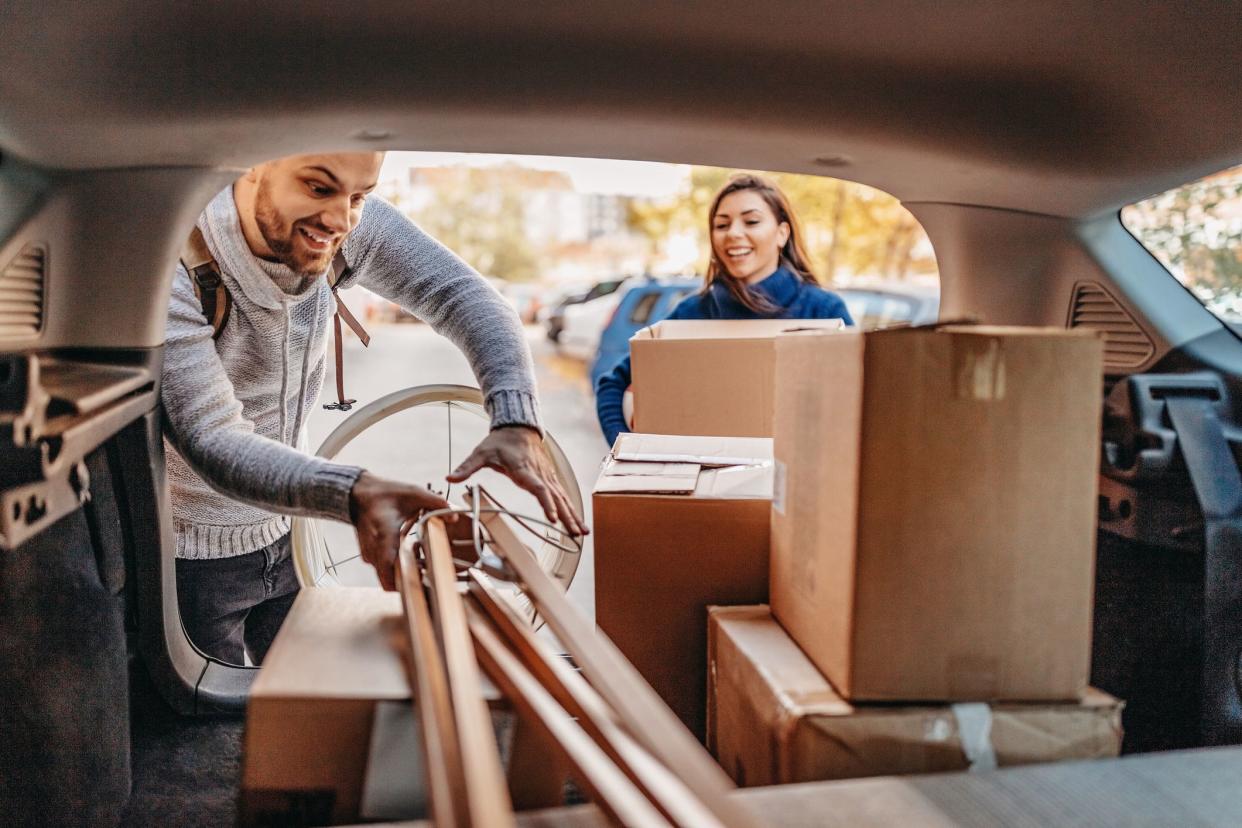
[588, 277, 702, 388]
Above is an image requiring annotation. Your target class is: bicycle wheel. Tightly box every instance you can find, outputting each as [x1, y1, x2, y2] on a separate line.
[290, 384, 583, 595]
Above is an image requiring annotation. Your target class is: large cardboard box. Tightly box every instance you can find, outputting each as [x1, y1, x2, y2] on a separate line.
[771, 326, 1104, 701]
[239, 588, 412, 825]
[708, 606, 1123, 786]
[594, 433, 774, 739]
[630, 318, 844, 438]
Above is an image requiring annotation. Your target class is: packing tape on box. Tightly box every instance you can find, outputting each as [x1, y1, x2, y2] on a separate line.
[953, 336, 1006, 401]
[951, 703, 998, 771]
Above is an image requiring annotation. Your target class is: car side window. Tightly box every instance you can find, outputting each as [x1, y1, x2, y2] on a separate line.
[1123, 162, 1242, 332]
[629, 291, 661, 325]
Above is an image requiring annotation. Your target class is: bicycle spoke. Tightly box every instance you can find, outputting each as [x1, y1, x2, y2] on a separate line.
[445, 400, 455, 501]
[328, 552, 362, 569]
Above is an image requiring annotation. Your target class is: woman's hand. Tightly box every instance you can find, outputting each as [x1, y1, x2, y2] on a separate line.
[447, 425, 589, 537]
[348, 471, 454, 591]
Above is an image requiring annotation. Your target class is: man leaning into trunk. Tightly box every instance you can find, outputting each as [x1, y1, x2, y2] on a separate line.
[162, 151, 586, 664]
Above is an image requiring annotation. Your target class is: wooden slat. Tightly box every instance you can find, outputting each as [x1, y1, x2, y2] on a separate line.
[395, 543, 467, 828]
[422, 517, 517, 828]
[466, 603, 673, 827]
[469, 572, 725, 827]
[465, 490, 764, 828]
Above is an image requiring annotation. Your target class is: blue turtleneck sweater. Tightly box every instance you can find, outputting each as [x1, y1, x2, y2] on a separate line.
[594, 266, 854, 446]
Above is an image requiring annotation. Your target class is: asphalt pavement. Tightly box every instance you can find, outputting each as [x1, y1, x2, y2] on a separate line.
[308, 322, 609, 619]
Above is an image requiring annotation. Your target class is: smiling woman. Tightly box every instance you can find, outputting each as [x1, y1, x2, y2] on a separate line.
[594, 172, 856, 447]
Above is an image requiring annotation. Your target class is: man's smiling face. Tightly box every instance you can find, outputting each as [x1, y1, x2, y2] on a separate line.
[246, 153, 383, 276]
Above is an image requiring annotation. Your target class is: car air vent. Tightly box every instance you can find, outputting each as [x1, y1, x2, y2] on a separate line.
[0, 243, 46, 339]
[1068, 281, 1154, 370]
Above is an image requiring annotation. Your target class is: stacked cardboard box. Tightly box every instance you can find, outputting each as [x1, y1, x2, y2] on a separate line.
[593, 433, 774, 739]
[239, 588, 415, 825]
[599, 321, 1111, 781]
[707, 605, 1123, 786]
[239, 588, 507, 826]
[629, 319, 842, 437]
[770, 326, 1104, 701]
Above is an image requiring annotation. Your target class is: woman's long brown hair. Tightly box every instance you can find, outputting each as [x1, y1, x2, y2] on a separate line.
[703, 174, 819, 314]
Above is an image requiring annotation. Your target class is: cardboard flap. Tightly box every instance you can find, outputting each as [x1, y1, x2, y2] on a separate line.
[613, 433, 773, 466]
[604, 460, 701, 477]
[595, 471, 700, 494]
[638, 318, 844, 341]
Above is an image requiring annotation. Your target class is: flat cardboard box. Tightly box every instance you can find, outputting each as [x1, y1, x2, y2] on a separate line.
[593, 434, 774, 739]
[239, 588, 412, 825]
[771, 326, 1104, 701]
[707, 605, 1123, 786]
[630, 318, 844, 438]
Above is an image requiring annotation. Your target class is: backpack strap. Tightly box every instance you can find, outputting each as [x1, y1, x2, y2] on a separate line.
[180, 226, 231, 339]
[180, 228, 371, 411]
[323, 249, 371, 412]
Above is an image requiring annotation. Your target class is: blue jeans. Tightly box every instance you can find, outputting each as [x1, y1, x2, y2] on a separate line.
[174, 534, 299, 665]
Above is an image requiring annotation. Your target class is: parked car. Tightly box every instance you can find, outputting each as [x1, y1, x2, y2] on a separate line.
[834, 280, 941, 329]
[556, 289, 623, 361]
[543, 278, 626, 342]
[588, 277, 702, 388]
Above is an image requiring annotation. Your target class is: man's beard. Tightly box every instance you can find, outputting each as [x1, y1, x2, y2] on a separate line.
[253, 179, 339, 276]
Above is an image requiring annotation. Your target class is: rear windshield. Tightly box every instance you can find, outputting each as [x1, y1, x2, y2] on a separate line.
[1122, 163, 1242, 330]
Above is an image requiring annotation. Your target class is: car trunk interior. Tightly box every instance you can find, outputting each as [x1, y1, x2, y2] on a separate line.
[3, 2, 1242, 824]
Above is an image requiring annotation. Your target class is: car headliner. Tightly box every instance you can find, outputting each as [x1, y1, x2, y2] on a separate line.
[2, 1, 1240, 219]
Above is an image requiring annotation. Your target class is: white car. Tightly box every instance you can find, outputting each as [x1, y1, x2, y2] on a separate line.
[555, 290, 623, 361]
[835, 280, 942, 329]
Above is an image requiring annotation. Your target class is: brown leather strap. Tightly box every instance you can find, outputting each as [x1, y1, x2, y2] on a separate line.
[181, 226, 231, 339]
[324, 310, 356, 411]
[181, 225, 214, 271]
[323, 250, 370, 411]
[333, 290, 371, 346]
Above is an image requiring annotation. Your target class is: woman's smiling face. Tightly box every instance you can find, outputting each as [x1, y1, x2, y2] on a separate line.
[710, 189, 790, 284]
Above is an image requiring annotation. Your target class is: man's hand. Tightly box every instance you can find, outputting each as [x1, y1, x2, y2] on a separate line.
[446, 425, 589, 537]
[349, 471, 454, 591]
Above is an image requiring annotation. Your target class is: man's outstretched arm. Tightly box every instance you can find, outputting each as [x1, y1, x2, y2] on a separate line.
[345, 196, 587, 535]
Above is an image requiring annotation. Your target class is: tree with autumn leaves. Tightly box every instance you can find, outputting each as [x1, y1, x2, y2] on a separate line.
[626, 167, 937, 285]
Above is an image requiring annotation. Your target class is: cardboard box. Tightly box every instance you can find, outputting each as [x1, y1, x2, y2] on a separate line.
[593, 433, 774, 739]
[708, 605, 1123, 786]
[771, 326, 1104, 701]
[630, 319, 844, 438]
[239, 588, 412, 825]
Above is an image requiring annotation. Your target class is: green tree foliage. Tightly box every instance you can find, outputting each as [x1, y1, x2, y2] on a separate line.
[1123, 165, 1242, 322]
[627, 167, 937, 284]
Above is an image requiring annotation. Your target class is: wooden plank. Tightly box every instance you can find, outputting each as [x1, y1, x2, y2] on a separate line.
[466, 490, 763, 828]
[469, 571, 725, 827]
[395, 543, 466, 828]
[466, 603, 673, 827]
[422, 517, 516, 828]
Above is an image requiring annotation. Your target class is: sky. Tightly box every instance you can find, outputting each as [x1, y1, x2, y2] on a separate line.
[379, 151, 688, 198]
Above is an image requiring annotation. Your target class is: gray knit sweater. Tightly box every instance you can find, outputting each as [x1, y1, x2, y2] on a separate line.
[162, 187, 541, 559]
